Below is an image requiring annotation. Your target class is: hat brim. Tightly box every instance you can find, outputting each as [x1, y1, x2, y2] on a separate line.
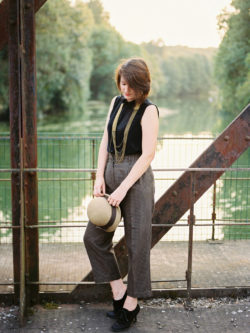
[87, 197, 122, 232]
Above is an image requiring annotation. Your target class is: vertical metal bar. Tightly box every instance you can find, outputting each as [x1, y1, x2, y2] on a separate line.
[91, 139, 96, 195]
[211, 181, 217, 240]
[8, 0, 21, 302]
[19, 138, 26, 326]
[185, 171, 195, 309]
[59, 138, 62, 239]
[20, 0, 39, 306]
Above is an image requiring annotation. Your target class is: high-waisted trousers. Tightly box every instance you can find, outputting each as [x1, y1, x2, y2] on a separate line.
[83, 153, 155, 298]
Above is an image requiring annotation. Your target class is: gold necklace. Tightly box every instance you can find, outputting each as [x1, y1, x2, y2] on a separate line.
[111, 102, 140, 163]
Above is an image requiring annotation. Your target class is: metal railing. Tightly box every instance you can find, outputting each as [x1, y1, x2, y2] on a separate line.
[0, 135, 249, 311]
[1, 134, 249, 241]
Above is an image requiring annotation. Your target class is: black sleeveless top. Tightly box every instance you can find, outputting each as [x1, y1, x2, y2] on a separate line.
[107, 95, 159, 155]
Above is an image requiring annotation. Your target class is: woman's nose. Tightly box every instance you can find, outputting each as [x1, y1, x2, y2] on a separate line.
[125, 86, 130, 94]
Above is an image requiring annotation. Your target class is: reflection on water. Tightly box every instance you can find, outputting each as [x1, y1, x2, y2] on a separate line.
[0, 97, 248, 243]
[33, 133, 224, 243]
[35, 95, 220, 136]
[152, 134, 223, 241]
[52, 134, 224, 243]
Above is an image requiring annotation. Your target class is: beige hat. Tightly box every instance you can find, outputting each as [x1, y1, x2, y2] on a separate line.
[87, 195, 122, 232]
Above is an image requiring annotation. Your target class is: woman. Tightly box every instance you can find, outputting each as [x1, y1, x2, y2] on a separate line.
[84, 57, 159, 332]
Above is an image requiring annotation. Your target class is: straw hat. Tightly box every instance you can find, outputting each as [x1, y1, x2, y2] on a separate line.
[87, 195, 122, 232]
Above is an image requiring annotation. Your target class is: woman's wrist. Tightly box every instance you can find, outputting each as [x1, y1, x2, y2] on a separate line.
[119, 181, 130, 192]
[96, 172, 104, 179]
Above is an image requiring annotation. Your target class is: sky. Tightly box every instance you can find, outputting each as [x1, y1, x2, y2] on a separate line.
[97, 0, 234, 48]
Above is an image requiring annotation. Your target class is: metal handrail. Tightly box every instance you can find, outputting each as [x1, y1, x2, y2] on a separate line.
[0, 167, 249, 172]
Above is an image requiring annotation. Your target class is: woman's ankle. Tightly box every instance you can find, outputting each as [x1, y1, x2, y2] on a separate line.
[123, 296, 137, 311]
[110, 279, 127, 300]
[112, 286, 127, 300]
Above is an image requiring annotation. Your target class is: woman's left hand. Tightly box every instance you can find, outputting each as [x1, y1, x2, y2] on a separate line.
[107, 184, 128, 207]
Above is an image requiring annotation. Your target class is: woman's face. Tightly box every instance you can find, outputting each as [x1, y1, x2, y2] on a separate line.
[120, 76, 137, 102]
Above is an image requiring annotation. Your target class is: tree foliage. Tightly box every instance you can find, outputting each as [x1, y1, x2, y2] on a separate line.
[214, 0, 250, 118]
[142, 41, 215, 99]
[0, 0, 216, 120]
[36, 0, 94, 118]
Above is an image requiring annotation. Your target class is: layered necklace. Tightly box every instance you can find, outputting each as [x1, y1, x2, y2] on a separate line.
[111, 101, 140, 163]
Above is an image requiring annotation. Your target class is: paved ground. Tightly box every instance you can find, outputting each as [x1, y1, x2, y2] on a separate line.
[1, 240, 250, 332]
[1, 240, 250, 293]
[1, 297, 250, 332]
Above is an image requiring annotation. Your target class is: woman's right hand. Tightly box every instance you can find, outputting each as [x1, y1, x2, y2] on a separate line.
[93, 175, 106, 197]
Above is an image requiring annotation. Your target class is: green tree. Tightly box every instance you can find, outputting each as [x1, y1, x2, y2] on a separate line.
[143, 41, 214, 99]
[36, 0, 94, 118]
[88, 25, 126, 101]
[87, 0, 110, 25]
[214, 0, 250, 119]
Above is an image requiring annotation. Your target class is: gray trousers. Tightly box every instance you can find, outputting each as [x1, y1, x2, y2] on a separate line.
[83, 153, 155, 298]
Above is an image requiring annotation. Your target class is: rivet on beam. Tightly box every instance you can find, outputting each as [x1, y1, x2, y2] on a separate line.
[245, 136, 250, 141]
[224, 135, 229, 141]
[172, 190, 177, 197]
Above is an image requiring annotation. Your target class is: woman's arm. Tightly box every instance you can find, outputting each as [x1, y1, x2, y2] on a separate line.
[107, 104, 159, 206]
[94, 96, 117, 196]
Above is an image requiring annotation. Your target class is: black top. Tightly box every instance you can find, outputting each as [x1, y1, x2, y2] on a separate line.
[107, 95, 159, 155]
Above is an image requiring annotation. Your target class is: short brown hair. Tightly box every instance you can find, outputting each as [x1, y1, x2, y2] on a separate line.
[115, 58, 151, 103]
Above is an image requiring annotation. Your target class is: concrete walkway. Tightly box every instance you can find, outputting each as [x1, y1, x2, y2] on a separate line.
[1, 240, 250, 293]
[1, 297, 250, 332]
[1, 240, 250, 332]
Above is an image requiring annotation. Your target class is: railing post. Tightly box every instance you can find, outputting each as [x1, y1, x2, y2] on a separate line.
[19, 138, 26, 325]
[91, 138, 96, 195]
[211, 181, 217, 241]
[20, 0, 39, 308]
[8, 0, 22, 303]
[185, 171, 195, 309]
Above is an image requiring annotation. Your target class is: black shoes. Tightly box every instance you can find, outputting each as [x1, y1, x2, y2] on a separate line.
[106, 290, 127, 319]
[111, 304, 140, 332]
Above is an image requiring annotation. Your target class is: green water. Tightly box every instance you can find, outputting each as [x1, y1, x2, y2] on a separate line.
[38, 96, 221, 136]
[0, 96, 220, 135]
[0, 97, 249, 241]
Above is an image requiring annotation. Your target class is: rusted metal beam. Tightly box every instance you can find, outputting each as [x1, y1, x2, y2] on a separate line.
[0, 0, 47, 51]
[8, 0, 21, 303]
[72, 104, 250, 297]
[20, 0, 39, 307]
[8, 0, 39, 316]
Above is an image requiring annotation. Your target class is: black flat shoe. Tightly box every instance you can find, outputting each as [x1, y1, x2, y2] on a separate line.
[111, 304, 140, 332]
[106, 290, 127, 319]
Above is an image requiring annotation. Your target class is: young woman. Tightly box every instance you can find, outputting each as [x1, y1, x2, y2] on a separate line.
[84, 57, 159, 332]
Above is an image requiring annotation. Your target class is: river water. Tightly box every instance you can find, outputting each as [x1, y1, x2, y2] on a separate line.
[38, 96, 226, 242]
[1, 96, 246, 243]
